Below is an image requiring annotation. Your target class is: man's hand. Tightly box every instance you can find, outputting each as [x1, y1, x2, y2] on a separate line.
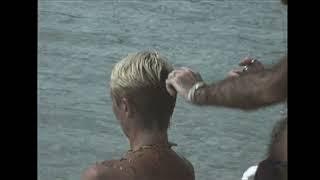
[227, 57, 265, 78]
[166, 67, 203, 99]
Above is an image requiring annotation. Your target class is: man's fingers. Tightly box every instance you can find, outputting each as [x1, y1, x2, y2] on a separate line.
[239, 58, 255, 66]
[227, 71, 240, 78]
[168, 71, 176, 80]
[178, 67, 203, 81]
[233, 67, 245, 73]
[168, 69, 187, 79]
[179, 67, 200, 77]
[168, 70, 180, 80]
[227, 69, 242, 78]
[165, 79, 177, 97]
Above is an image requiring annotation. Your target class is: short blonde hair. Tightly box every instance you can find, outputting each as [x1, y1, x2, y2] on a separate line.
[110, 51, 175, 130]
[110, 51, 173, 98]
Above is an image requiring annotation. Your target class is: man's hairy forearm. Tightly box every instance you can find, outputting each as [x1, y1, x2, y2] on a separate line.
[194, 57, 287, 110]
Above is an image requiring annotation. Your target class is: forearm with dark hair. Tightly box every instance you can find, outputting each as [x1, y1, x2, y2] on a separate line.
[194, 57, 287, 110]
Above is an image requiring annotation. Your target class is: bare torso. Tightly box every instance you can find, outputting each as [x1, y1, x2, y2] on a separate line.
[83, 144, 195, 180]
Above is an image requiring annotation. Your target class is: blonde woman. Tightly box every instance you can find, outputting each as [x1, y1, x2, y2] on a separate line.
[82, 51, 195, 180]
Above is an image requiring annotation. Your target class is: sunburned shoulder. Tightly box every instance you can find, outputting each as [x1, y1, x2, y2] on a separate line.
[81, 161, 131, 180]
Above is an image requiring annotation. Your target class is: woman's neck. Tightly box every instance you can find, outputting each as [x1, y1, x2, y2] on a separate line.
[129, 130, 168, 151]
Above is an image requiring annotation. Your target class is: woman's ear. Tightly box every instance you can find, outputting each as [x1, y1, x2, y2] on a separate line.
[120, 97, 132, 118]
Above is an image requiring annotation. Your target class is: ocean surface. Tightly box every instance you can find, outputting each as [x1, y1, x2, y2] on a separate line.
[38, 1, 287, 179]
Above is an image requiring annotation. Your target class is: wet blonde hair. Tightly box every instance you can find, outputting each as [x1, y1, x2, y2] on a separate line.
[110, 51, 173, 98]
[110, 51, 175, 130]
